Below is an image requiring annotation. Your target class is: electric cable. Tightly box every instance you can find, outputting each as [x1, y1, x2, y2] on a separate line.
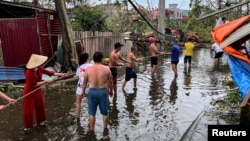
[127, 0, 174, 38]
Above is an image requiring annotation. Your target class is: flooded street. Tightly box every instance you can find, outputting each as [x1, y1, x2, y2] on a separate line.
[0, 47, 233, 141]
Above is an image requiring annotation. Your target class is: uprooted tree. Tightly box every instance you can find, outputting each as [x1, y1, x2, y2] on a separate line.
[54, 0, 77, 71]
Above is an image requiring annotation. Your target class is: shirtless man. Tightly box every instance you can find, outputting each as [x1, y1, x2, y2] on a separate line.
[82, 52, 113, 132]
[148, 37, 165, 78]
[108, 42, 131, 94]
[122, 47, 144, 90]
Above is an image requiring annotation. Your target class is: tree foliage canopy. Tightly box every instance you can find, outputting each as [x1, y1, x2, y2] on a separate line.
[71, 5, 106, 31]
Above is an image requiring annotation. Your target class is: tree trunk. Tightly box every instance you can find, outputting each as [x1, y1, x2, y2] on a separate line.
[54, 0, 77, 71]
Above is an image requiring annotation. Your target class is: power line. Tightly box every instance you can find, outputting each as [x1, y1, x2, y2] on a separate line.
[127, 0, 173, 38]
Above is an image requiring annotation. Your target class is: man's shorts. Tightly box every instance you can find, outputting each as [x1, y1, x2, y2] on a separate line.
[214, 52, 224, 58]
[125, 67, 137, 81]
[150, 57, 158, 67]
[171, 60, 179, 65]
[110, 67, 117, 77]
[88, 88, 108, 116]
[184, 56, 192, 64]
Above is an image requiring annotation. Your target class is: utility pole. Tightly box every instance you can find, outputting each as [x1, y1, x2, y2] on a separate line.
[217, 0, 222, 9]
[157, 0, 165, 49]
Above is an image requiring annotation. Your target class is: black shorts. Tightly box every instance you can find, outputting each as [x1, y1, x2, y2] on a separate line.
[214, 52, 224, 58]
[171, 60, 179, 64]
[184, 56, 192, 64]
[150, 57, 158, 67]
[110, 67, 117, 77]
[125, 67, 137, 81]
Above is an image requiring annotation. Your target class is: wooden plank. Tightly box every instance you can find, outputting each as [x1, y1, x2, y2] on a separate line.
[241, 91, 250, 107]
[197, 0, 250, 21]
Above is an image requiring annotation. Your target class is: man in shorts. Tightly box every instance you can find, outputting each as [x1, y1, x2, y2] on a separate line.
[108, 42, 131, 94]
[148, 37, 165, 78]
[211, 42, 224, 64]
[184, 38, 195, 70]
[122, 47, 144, 90]
[171, 43, 180, 77]
[82, 52, 113, 132]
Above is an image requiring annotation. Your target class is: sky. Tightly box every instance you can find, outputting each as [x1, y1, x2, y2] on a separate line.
[132, 0, 191, 10]
[21, 0, 191, 10]
[92, 0, 191, 10]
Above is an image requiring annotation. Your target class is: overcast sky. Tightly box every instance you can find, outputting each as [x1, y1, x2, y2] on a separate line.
[93, 0, 191, 10]
[23, 0, 191, 10]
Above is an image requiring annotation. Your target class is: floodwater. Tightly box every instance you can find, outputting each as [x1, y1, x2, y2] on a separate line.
[0, 47, 232, 141]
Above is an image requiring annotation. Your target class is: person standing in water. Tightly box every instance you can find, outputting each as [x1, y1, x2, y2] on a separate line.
[82, 51, 113, 132]
[184, 38, 195, 71]
[149, 37, 165, 78]
[171, 41, 180, 77]
[23, 54, 68, 135]
[211, 42, 224, 64]
[122, 47, 144, 90]
[75, 53, 92, 119]
[108, 42, 131, 94]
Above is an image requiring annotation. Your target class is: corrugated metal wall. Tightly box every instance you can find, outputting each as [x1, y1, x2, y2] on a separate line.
[0, 11, 61, 67]
[36, 12, 61, 60]
[37, 12, 52, 58]
[0, 18, 40, 66]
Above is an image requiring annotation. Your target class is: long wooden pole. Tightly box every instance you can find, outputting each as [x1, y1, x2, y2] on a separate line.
[143, 52, 172, 60]
[197, 0, 250, 21]
[4, 73, 75, 108]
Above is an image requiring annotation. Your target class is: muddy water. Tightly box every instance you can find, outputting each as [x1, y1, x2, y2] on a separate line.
[0, 47, 231, 141]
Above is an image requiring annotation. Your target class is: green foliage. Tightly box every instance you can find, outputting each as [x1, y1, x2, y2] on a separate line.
[71, 5, 106, 31]
[0, 83, 23, 96]
[209, 79, 242, 124]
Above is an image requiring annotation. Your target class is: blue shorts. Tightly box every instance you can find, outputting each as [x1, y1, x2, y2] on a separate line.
[88, 88, 108, 116]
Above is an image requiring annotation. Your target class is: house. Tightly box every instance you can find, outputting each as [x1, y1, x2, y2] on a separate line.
[150, 8, 174, 21]
[0, 1, 61, 67]
[150, 4, 189, 23]
[168, 4, 189, 23]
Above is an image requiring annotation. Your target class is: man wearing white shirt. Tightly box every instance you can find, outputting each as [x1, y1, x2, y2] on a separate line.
[211, 43, 224, 64]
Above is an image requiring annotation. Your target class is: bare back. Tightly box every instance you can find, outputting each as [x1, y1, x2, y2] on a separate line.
[86, 64, 112, 89]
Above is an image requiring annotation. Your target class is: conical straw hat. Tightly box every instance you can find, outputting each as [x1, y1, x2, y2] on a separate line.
[26, 54, 48, 69]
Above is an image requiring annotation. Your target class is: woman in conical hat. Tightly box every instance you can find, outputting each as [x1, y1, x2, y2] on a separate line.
[23, 54, 68, 135]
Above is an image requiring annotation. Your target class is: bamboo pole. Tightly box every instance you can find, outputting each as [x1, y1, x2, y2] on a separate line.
[197, 0, 250, 21]
[4, 73, 75, 108]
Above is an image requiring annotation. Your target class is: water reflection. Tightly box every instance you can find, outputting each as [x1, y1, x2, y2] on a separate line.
[108, 94, 119, 136]
[169, 76, 178, 104]
[123, 89, 138, 125]
[183, 68, 191, 91]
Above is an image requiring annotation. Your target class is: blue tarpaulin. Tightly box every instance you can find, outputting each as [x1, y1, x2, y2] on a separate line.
[0, 66, 25, 81]
[227, 54, 250, 99]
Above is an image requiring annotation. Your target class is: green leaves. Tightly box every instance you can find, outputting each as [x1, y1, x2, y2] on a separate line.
[72, 5, 105, 31]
